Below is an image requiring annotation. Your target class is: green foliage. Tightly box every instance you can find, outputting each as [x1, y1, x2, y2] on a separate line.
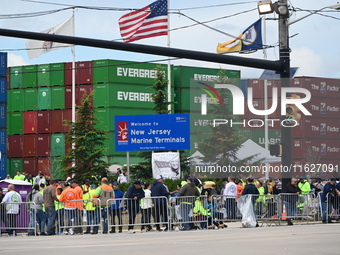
[60, 91, 109, 183]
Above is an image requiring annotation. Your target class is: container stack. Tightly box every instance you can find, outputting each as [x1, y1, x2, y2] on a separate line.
[0, 53, 7, 179]
[6, 59, 169, 178]
[291, 77, 340, 178]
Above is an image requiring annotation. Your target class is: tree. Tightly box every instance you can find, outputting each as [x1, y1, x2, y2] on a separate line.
[61, 91, 109, 183]
[128, 66, 190, 180]
[198, 70, 261, 178]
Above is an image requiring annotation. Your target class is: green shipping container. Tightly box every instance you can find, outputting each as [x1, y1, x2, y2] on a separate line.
[23, 88, 37, 111]
[37, 64, 50, 86]
[50, 63, 65, 86]
[7, 112, 23, 134]
[173, 65, 240, 88]
[37, 87, 51, 110]
[93, 84, 116, 107]
[9, 66, 22, 89]
[8, 158, 23, 178]
[51, 86, 65, 109]
[22, 65, 37, 88]
[7, 89, 24, 112]
[51, 133, 65, 156]
[102, 132, 114, 156]
[94, 83, 155, 109]
[50, 157, 65, 180]
[92, 59, 168, 85]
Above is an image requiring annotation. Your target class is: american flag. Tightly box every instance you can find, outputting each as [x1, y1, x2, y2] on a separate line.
[119, 0, 168, 43]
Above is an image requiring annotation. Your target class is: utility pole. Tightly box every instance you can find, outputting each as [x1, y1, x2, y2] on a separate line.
[278, 0, 292, 192]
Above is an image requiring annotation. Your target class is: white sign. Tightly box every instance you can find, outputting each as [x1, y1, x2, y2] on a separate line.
[152, 152, 181, 180]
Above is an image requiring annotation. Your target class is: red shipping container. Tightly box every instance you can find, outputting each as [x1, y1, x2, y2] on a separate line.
[51, 110, 64, 133]
[7, 135, 23, 158]
[37, 111, 51, 133]
[37, 134, 51, 157]
[65, 86, 73, 109]
[63, 109, 72, 133]
[247, 79, 264, 99]
[23, 134, 37, 157]
[291, 77, 340, 99]
[244, 99, 264, 119]
[293, 118, 340, 139]
[76, 85, 93, 106]
[24, 111, 38, 134]
[37, 157, 51, 176]
[303, 97, 340, 119]
[65, 61, 92, 85]
[23, 157, 38, 176]
[292, 139, 340, 159]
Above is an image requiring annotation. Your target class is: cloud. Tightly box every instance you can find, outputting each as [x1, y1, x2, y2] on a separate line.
[7, 53, 28, 67]
[290, 48, 326, 77]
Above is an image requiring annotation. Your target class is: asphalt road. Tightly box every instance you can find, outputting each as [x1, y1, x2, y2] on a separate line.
[1, 223, 339, 255]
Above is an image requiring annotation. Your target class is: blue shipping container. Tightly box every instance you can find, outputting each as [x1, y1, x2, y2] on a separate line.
[0, 129, 6, 153]
[0, 52, 7, 77]
[0, 104, 6, 128]
[0, 77, 7, 103]
[0, 154, 7, 179]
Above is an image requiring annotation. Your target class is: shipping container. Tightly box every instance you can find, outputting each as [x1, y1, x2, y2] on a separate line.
[37, 111, 51, 133]
[7, 112, 23, 135]
[50, 157, 65, 179]
[292, 158, 340, 179]
[65, 86, 73, 109]
[0, 129, 6, 153]
[292, 118, 340, 139]
[24, 111, 38, 134]
[291, 77, 340, 99]
[63, 109, 72, 132]
[37, 157, 51, 176]
[7, 135, 23, 158]
[65, 61, 92, 85]
[23, 88, 37, 111]
[292, 139, 340, 159]
[37, 87, 51, 110]
[240, 118, 284, 130]
[37, 134, 50, 157]
[0, 103, 6, 128]
[93, 84, 115, 107]
[50, 62, 65, 86]
[76, 85, 93, 106]
[23, 157, 37, 176]
[51, 133, 65, 156]
[50, 110, 63, 133]
[0, 154, 7, 179]
[7, 89, 24, 112]
[8, 158, 23, 178]
[51, 86, 65, 109]
[0, 52, 7, 78]
[102, 132, 115, 156]
[92, 59, 168, 85]
[173, 65, 240, 88]
[23, 134, 37, 157]
[37, 64, 50, 86]
[0, 77, 7, 103]
[303, 97, 340, 119]
[9, 66, 22, 89]
[235, 129, 281, 148]
[243, 98, 281, 119]
[22, 65, 37, 88]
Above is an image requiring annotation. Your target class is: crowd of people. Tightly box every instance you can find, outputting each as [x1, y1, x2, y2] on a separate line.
[0, 171, 339, 237]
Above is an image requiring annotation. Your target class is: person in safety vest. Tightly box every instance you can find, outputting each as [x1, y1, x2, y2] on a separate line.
[92, 177, 115, 234]
[59, 182, 78, 235]
[70, 180, 84, 234]
[83, 184, 99, 234]
[297, 178, 311, 213]
[2, 184, 22, 236]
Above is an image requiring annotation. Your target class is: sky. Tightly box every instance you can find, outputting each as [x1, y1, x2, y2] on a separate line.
[0, 0, 339, 79]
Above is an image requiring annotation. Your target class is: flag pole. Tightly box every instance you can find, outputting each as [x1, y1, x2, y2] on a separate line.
[167, 0, 171, 113]
[71, 8, 76, 167]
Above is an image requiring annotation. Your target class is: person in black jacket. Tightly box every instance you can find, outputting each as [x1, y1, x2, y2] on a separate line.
[125, 180, 145, 233]
[283, 178, 301, 225]
[151, 175, 170, 231]
[242, 178, 260, 227]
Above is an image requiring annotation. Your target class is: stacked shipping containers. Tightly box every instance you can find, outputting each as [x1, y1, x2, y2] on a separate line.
[6, 59, 170, 178]
[0, 53, 7, 179]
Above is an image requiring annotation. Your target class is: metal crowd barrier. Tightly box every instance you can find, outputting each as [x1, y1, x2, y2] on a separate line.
[57, 198, 102, 235]
[278, 193, 317, 224]
[325, 193, 340, 223]
[107, 196, 170, 233]
[0, 202, 36, 236]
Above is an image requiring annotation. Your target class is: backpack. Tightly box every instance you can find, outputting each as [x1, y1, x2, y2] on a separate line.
[99, 186, 113, 207]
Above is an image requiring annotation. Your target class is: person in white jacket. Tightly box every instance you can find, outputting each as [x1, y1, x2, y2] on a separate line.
[2, 184, 22, 236]
[140, 183, 153, 232]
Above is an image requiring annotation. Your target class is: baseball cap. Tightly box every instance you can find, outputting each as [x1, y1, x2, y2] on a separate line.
[156, 174, 165, 180]
[330, 178, 337, 181]
[112, 182, 119, 186]
[134, 180, 142, 185]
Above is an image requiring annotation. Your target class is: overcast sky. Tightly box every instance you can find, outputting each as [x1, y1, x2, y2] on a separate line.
[0, 0, 339, 79]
